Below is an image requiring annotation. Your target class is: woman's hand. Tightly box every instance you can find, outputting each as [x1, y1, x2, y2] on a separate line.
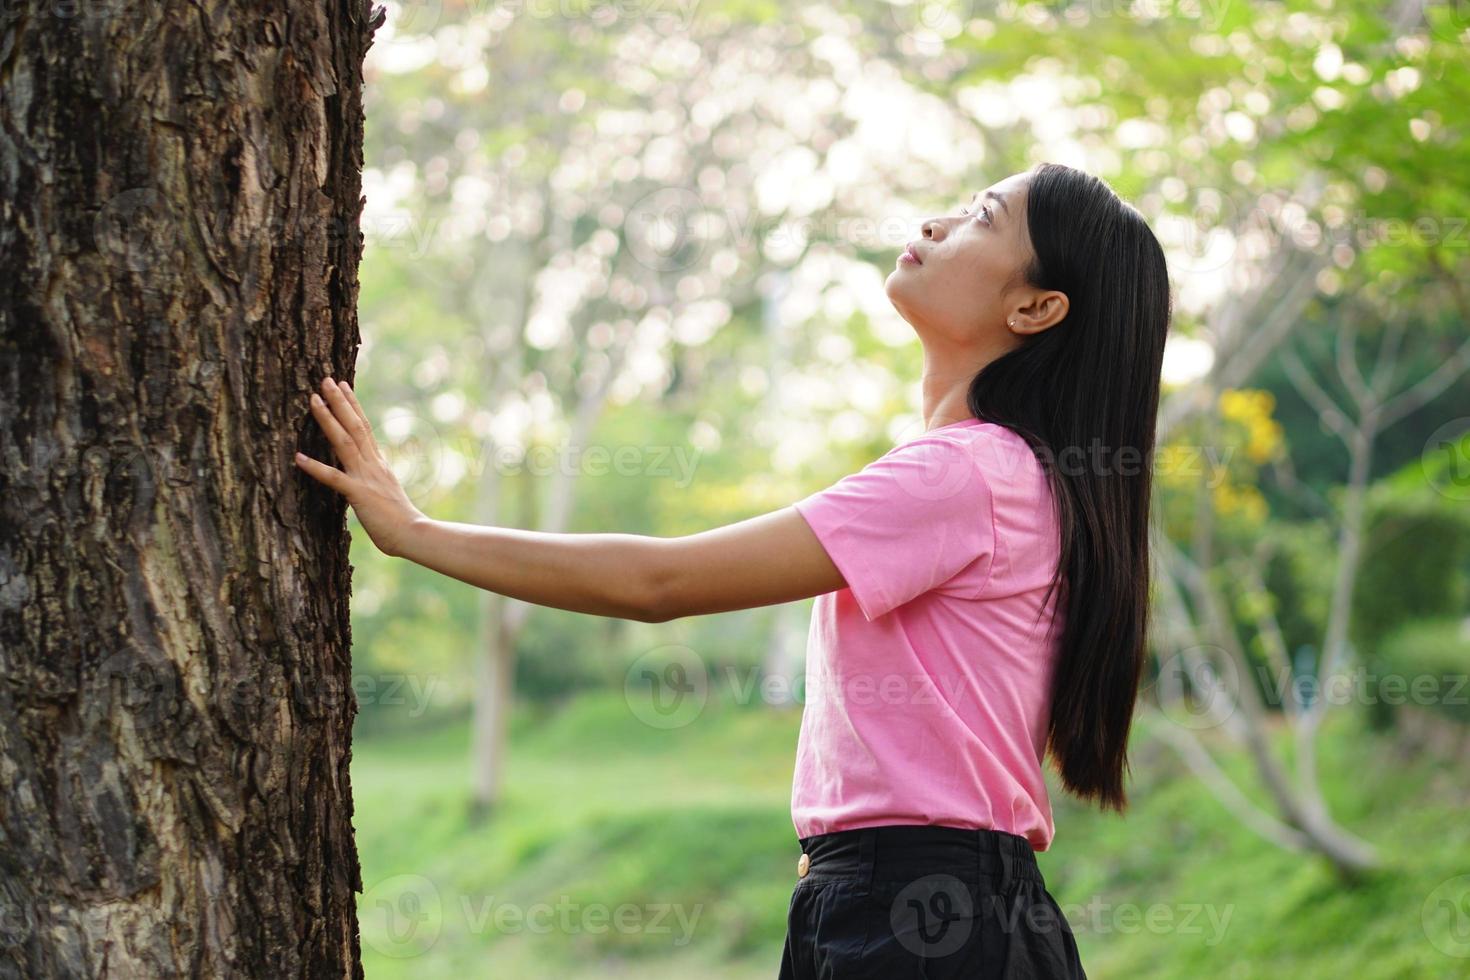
[294, 376, 426, 557]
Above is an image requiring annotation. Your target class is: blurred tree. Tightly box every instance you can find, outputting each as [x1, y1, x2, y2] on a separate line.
[351, 0, 1470, 880]
[965, 0, 1470, 877]
[358, 7, 869, 816]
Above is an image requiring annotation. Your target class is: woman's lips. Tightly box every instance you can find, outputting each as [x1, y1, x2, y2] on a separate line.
[899, 243, 923, 266]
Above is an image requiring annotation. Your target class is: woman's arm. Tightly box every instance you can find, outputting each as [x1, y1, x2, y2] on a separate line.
[294, 377, 846, 623]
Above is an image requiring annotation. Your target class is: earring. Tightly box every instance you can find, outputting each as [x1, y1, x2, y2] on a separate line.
[1008, 319, 1016, 328]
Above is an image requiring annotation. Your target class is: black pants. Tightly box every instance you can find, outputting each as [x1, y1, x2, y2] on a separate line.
[778, 824, 1087, 979]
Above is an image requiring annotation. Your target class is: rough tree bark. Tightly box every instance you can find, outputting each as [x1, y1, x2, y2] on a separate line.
[0, 2, 381, 976]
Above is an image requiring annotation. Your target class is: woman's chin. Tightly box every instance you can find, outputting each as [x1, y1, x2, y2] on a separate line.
[881, 285, 918, 331]
[884, 270, 916, 309]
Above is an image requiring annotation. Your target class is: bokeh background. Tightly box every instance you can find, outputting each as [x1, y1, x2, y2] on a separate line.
[343, 1, 1470, 976]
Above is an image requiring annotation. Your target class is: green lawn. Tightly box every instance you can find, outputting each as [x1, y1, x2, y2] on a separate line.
[351, 692, 1470, 978]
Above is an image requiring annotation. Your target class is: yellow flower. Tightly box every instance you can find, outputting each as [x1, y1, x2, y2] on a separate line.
[1246, 419, 1282, 463]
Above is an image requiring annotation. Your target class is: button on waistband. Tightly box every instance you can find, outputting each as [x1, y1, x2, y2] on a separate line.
[797, 853, 810, 878]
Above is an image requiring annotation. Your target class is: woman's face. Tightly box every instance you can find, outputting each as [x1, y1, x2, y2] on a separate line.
[885, 171, 1066, 349]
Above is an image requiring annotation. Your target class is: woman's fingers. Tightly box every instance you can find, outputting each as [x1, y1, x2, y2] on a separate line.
[310, 390, 361, 467]
[336, 380, 380, 452]
[321, 378, 377, 459]
[294, 451, 347, 491]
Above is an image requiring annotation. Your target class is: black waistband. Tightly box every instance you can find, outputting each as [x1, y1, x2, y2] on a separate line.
[797, 824, 1044, 888]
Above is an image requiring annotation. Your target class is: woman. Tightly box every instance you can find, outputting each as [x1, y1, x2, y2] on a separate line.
[296, 161, 1171, 978]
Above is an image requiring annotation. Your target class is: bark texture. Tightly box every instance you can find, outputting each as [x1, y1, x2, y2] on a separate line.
[0, 2, 381, 976]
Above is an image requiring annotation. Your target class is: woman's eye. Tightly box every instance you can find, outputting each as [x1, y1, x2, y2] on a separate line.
[960, 203, 991, 224]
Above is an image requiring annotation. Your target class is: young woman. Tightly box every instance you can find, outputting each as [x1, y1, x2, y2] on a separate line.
[296, 161, 1171, 978]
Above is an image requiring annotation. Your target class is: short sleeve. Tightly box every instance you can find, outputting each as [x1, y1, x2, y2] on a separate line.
[793, 434, 996, 621]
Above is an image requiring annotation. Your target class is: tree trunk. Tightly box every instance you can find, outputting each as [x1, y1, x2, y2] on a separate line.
[468, 590, 516, 821]
[0, 3, 380, 976]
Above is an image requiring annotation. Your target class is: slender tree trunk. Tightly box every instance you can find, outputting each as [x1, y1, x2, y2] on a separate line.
[465, 225, 630, 816]
[469, 590, 517, 820]
[0, 3, 379, 975]
[466, 348, 627, 816]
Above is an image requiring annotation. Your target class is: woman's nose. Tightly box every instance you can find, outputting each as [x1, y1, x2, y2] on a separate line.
[922, 219, 942, 241]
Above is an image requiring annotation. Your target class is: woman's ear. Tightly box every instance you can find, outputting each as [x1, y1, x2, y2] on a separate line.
[1009, 290, 1069, 335]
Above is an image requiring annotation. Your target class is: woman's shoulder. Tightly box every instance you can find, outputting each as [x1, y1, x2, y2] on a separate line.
[928, 421, 1045, 485]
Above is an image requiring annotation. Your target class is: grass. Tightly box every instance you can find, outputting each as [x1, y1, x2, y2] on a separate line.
[351, 690, 1470, 978]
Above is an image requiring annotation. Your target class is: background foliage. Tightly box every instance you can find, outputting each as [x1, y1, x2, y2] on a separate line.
[346, 1, 1470, 975]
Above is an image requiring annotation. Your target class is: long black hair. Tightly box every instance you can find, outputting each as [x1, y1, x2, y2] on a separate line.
[966, 162, 1172, 812]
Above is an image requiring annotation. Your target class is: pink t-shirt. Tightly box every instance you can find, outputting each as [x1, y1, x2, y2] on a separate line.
[790, 418, 1066, 852]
